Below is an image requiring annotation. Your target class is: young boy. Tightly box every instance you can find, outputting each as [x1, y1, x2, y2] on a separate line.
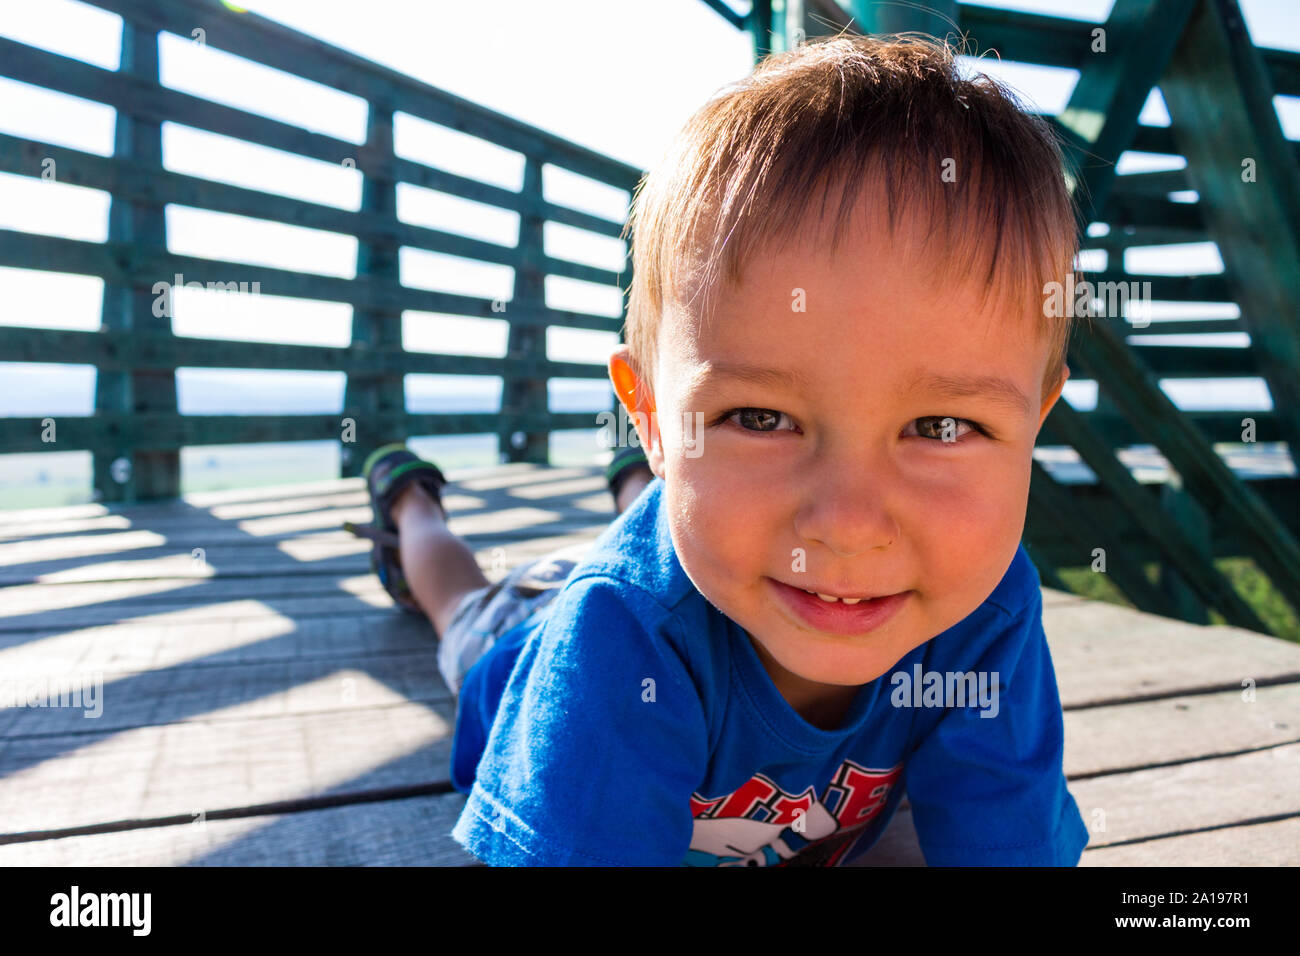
[350, 34, 1089, 866]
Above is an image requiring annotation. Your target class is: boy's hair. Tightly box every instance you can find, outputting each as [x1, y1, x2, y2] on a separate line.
[621, 33, 1082, 401]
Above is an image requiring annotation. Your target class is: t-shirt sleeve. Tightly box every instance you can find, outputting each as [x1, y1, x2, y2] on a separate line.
[451, 574, 709, 866]
[903, 585, 1090, 866]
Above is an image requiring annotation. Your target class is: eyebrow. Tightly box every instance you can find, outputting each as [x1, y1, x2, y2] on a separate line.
[910, 373, 1034, 416]
[687, 361, 813, 394]
[687, 363, 1033, 415]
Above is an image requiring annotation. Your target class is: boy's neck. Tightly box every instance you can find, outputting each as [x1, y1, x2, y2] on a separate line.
[746, 632, 862, 731]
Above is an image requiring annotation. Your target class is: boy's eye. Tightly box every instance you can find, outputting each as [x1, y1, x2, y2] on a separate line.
[725, 407, 797, 433]
[904, 416, 981, 441]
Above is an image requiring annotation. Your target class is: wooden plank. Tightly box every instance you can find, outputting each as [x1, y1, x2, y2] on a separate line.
[0, 325, 609, 379]
[1064, 683, 1300, 777]
[1043, 599, 1300, 707]
[0, 608, 436, 682]
[0, 791, 478, 866]
[1068, 742, 1300, 847]
[0, 647, 451, 735]
[0, 702, 456, 834]
[847, 805, 925, 867]
[1080, 816, 1300, 865]
[0, 230, 615, 334]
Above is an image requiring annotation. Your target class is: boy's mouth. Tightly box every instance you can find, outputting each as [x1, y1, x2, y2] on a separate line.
[767, 578, 911, 635]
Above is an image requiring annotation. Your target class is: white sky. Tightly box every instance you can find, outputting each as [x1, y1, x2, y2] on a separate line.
[1, 0, 1298, 418]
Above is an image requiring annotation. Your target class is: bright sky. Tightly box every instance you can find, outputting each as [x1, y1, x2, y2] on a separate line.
[1, 0, 1298, 420]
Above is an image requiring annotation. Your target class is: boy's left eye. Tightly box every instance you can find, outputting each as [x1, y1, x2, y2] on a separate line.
[903, 416, 983, 441]
[724, 407, 798, 432]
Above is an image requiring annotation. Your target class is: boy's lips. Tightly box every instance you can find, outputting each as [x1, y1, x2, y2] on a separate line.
[768, 577, 911, 635]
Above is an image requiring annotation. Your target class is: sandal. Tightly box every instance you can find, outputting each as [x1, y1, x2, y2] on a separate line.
[606, 445, 654, 505]
[343, 443, 448, 615]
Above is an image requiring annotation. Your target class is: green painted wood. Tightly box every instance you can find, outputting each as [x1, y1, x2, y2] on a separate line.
[93, 20, 177, 506]
[86, 0, 641, 191]
[1120, 320, 1244, 337]
[1093, 190, 1205, 232]
[1026, 475, 1300, 565]
[1039, 408, 1276, 446]
[957, 4, 1097, 69]
[746, 0, 775, 59]
[1029, 0, 1300, 631]
[0, 412, 603, 454]
[1045, 401, 1269, 632]
[1086, 225, 1207, 248]
[0, 133, 629, 258]
[700, 0, 746, 29]
[1162, 0, 1300, 457]
[1157, 480, 1213, 624]
[1109, 169, 1196, 197]
[500, 158, 551, 465]
[1070, 316, 1300, 613]
[958, 1, 1300, 98]
[0, 231, 621, 332]
[1056, 0, 1197, 227]
[1028, 461, 1183, 617]
[0, 327, 611, 380]
[846, 0, 960, 38]
[1076, 269, 1232, 303]
[342, 99, 407, 476]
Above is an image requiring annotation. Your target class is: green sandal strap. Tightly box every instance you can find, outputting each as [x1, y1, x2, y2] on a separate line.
[343, 520, 400, 548]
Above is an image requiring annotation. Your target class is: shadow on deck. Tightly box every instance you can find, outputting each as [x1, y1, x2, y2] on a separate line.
[1, 465, 1298, 865]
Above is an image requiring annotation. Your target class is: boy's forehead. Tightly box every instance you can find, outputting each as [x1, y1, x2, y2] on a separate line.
[659, 251, 1050, 404]
[660, 184, 1053, 389]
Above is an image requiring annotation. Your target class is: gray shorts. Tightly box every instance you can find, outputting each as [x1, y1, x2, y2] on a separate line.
[436, 541, 592, 696]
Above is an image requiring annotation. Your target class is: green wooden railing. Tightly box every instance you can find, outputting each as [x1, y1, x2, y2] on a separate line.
[0, 0, 639, 501]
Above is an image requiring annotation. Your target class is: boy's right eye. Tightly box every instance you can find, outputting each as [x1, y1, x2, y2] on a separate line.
[724, 407, 798, 433]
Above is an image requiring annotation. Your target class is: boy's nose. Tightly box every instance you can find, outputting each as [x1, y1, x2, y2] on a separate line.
[793, 463, 900, 558]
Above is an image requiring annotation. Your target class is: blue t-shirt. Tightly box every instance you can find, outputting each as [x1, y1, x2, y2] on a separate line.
[449, 477, 1088, 866]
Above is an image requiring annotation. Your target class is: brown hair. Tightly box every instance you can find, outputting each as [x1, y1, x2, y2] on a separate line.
[620, 32, 1081, 399]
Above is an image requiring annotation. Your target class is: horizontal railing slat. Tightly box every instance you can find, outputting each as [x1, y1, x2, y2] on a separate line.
[0, 412, 607, 453]
[0, 230, 622, 332]
[0, 327, 611, 379]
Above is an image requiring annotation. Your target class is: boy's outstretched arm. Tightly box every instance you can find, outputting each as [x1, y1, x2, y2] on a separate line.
[452, 574, 708, 866]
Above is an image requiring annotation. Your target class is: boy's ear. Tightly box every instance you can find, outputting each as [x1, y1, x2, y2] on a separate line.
[608, 345, 665, 479]
[1037, 364, 1070, 430]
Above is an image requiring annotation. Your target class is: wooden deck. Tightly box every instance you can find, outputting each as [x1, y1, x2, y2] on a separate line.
[1, 464, 1298, 866]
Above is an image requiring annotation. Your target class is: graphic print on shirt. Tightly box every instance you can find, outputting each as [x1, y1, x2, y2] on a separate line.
[685, 758, 903, 866]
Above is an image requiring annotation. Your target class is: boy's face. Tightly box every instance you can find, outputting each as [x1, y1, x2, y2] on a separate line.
[610, 193, 1067, 714]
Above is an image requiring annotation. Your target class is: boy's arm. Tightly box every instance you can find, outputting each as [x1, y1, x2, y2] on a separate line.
[903, 586, 1090, 866]
[451, 574, 709, 866]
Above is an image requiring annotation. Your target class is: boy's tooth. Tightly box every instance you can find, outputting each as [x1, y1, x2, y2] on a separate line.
[841, 597, 862, 605]
[815, 592, 838, 602]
